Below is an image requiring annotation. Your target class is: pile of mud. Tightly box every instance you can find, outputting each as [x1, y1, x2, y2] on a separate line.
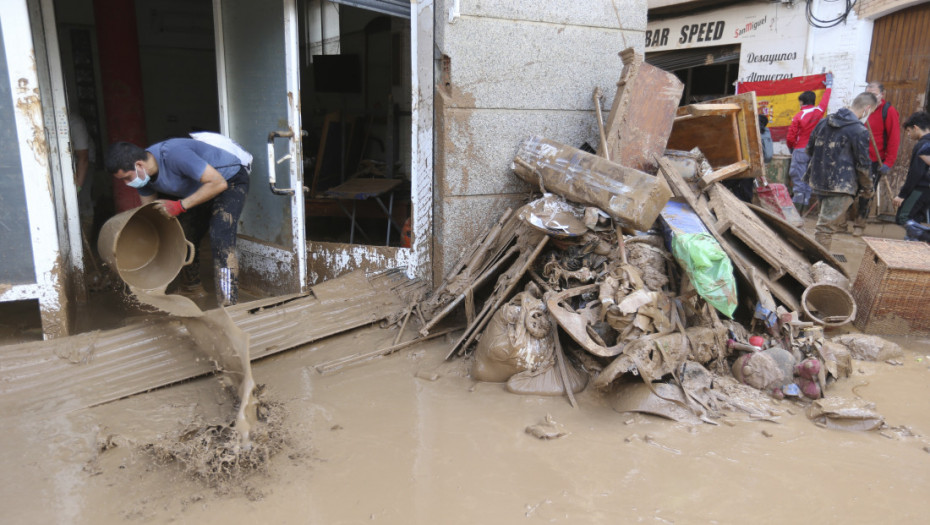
[144, 385, 287, 487]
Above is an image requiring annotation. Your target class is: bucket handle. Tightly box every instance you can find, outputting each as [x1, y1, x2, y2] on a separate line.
[183, 239, 196, 266]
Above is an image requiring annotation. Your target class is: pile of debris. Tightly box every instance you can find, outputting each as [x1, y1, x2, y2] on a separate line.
[416, 48, 889, 429]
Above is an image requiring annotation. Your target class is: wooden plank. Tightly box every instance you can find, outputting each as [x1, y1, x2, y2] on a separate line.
[707, 183, 813, 288]
[657, 157, 778, 313]
[747, 203, 850, 278]
[0, 270, 417, 417]
[679, 103, 740, 117]
[445, 232, 549, 359]
[699, 160, 751, 187]
[601, 48, 684, 173]
[721, 232, 800, 313]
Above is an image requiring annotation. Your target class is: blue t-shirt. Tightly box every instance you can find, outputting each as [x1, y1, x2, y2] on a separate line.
[138, 138, 243, 198]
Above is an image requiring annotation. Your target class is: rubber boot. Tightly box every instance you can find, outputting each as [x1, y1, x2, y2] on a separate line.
[215, 266, 238, 307]
[178, 264, 207, 300]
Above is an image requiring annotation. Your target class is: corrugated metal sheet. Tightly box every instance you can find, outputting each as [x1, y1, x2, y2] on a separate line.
[0, 269, 424, 417]
[331, 0, 409, 18]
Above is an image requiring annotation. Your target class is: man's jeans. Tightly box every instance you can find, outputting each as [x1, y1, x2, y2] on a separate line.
[789, 149, 812, 206]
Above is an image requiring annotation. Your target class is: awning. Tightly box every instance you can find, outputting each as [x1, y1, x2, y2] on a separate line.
[331, 0, 410, 19]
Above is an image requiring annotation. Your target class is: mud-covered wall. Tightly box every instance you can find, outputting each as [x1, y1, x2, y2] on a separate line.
[432, 0, 647, 279]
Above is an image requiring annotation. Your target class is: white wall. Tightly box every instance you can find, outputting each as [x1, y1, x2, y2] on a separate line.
[805, 1, 874, 109]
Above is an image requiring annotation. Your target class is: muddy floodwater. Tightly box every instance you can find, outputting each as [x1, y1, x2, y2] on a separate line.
[1, 318, 929, 524]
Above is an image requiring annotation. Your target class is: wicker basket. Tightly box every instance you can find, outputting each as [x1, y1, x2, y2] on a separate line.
[852, 237, 930, 335]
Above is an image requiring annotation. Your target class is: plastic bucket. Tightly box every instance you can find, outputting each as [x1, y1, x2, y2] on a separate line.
[97, 203, 195, 293]
[801, 283, 857, 327]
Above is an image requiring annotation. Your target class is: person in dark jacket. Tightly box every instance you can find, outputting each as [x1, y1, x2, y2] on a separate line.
[893, 111, 930, 224]
[842, 81, 903, 235]
[804, 92, 877, 250]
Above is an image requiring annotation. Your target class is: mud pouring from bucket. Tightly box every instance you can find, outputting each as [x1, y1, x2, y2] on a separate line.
[98, 203, 258, 446]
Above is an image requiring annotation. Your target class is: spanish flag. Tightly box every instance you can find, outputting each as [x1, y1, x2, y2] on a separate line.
[737, 74, 827, 143]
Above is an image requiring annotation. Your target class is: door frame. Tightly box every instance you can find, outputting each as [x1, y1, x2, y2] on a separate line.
[0, 0, 74, 338]
[213, 0, 308, 294]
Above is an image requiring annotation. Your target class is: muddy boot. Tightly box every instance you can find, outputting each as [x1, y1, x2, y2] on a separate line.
[215, 266, 238, 307]
[852, 226, 864, 237]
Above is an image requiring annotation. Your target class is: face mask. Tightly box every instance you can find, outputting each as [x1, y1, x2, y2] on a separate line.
[127, 165, 149, 188]
[860, 107, 872, 123]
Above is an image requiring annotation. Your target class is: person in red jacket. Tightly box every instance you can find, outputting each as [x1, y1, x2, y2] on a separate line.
[786, 73, 833, 211]
[844, 81, 902, 236]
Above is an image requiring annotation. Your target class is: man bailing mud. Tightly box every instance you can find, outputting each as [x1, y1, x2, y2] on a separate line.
[105, 137, 250, 307]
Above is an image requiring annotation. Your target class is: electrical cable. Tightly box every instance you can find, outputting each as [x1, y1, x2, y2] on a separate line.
[806, 0, 857, 29]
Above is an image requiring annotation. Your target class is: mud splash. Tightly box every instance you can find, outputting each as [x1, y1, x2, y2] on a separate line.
[144, 385, 286, 487]
[129, 288, 259, 448]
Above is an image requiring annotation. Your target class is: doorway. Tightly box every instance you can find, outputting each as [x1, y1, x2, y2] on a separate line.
[298, 2, 412, 250]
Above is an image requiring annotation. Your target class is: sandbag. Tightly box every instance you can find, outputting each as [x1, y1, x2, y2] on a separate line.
[473, 287, 554, 382]
[506, 358, 588, 396]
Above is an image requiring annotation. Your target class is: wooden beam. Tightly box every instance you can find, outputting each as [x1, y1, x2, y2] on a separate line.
[679, 103, 741, 117]
[699, 160, 751, 187]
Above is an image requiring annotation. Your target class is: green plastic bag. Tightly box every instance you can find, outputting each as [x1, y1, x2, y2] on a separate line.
[671, 233, 737, 318]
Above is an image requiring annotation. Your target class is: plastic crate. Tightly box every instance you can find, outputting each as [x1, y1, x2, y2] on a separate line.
[852, 237, 930, 335]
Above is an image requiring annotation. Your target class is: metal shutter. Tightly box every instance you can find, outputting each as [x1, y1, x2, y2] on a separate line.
[330, 0, 410, 19]
[645, 45, 740, 72]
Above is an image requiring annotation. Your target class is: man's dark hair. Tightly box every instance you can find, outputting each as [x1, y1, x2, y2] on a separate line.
[867, 81, 886, 94]
[903, 111, 930, 131]
[758, 114, 769, 129]
[798, 91, 816, 106]
[104, 142, 147, 175]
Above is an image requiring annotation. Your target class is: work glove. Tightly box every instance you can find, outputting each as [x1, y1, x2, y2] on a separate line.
[824, 72, 833, 88]
[879, 164, 891, 176]
[156, 199, 186, 218]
